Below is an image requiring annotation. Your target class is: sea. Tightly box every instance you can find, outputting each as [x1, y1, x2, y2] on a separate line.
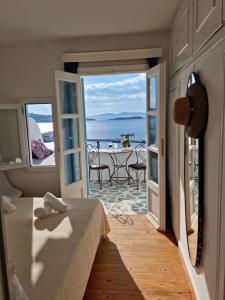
[37, 119, 147, 149]
[86, 119, 146, 148]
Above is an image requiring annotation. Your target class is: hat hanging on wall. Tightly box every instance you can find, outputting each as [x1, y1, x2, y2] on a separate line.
[173, 72, 208, 139]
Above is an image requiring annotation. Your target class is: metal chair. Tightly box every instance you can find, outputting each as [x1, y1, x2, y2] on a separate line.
[87, 143, 111, 189]
[128, 143, 146, 190]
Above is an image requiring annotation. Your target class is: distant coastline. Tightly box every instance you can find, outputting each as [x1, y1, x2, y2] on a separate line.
[86, 118, 96, 121]
[87, 112, 145, 121]
[29, 111, 145, 123]
[29, 113, 52, 123]
[108, 116, 144, 120]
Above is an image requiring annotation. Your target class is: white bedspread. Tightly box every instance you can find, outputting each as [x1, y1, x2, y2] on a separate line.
[5, 197, 110, 300]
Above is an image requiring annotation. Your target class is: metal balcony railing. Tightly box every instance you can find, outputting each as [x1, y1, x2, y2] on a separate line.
[86, 138, 146, 148]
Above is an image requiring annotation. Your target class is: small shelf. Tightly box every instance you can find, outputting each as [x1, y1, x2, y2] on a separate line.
[0, 163, 26, 171]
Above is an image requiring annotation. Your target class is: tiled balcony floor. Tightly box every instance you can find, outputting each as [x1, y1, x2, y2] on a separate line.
[89, 180, 147, 214]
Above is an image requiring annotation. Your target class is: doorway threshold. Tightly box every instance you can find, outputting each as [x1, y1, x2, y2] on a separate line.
[89, 181, 147, 214]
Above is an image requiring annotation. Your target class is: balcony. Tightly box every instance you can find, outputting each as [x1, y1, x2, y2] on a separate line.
[87, 139, 147, 214]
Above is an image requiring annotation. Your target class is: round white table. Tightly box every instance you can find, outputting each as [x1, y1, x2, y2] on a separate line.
[100, 147, 134, 185]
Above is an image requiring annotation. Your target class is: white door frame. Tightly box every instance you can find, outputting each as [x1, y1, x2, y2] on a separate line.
[146, 63, 166, 231]
[62, 48, 163, 76]
[62, 48, 163, 63]
[55, 70, 86, 198]
[61, 57, 167, 215]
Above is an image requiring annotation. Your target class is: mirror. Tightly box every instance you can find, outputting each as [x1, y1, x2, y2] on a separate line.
[0, 106, 24, 169]
[185, 135, 202, 266]
[185, 72, 205, 267]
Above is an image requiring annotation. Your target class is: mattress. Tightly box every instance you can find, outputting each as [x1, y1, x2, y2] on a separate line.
[4, 197, 110, 300]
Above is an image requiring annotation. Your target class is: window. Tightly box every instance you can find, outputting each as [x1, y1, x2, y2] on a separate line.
[25, 104, 56, 167]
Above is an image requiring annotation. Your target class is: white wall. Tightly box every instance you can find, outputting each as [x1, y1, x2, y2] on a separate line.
[0, 32, 169, 196]
[168, 1, 225, 299]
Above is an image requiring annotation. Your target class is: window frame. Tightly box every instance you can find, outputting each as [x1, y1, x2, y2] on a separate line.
[21, 98, 59, 173]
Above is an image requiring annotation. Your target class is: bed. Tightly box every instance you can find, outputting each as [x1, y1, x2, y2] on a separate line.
[4, 197, 110, 300]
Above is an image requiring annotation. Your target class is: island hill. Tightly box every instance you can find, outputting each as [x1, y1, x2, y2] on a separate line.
[28, 113, 52, 123]
[86, 117, 96, 121]
[28, 112, 145, 122]
[86, 116, 144, 121]
[87, 112, 146, 121]
[108, 116, 144, 120]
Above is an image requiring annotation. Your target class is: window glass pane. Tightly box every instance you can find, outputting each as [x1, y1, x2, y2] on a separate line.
[149, 76, 157, 111]
[26, 104, 55, 166]
[62, 119, 79, 150]
[0, 109, 22, 165]
[148, 115, 158, 147]
[59, 81, 77, 114]
[149, 151, 158, 183]
[64, 153, 81, 185]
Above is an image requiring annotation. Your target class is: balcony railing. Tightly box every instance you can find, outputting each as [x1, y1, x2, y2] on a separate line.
[86, 139, 146, 182]
[86, 138, 146, 149]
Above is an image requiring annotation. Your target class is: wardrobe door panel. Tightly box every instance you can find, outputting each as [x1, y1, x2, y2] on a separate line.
[193, 0, 222, 53]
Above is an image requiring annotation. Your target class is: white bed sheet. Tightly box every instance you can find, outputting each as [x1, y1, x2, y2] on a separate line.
[5, 197, 110, 300]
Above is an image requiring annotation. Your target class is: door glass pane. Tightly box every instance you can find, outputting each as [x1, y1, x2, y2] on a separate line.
[149, 151, 158, 184]
[148, 115, 158, 147]
[64, 153, 81, 185]
[62, 119, 79, 150]
[59, 81, 78, 114]
[149, 76, 157, 111]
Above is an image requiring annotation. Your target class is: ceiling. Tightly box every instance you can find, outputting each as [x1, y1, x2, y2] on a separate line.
[0, 0, 179, 44]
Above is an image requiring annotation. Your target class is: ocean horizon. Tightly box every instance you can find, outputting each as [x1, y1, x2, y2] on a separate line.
[86, 118, 146, 148]
[37, 118, 147, 149]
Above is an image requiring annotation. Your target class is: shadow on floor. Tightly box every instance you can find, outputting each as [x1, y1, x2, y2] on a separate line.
[111, 213, 134, 225]
[84, 239, 145, 299]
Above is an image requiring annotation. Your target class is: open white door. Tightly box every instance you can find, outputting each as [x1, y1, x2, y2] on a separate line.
[146, 63, 166, 231]
[55, 71, 86, 198]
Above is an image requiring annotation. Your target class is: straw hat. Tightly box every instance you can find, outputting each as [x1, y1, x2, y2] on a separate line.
[173, 83, 208, 139]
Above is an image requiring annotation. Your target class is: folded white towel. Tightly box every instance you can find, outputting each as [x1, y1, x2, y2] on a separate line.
[34, 193, 67, 219]
[43, 192, 67, 213]
[34, 202, 52, 219]
[2, 195, 16, 214]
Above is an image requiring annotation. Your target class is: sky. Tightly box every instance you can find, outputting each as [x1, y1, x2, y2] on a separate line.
[27, 73, 147, 116]
[83, 73, 146, 116]
[27, 103, 52, 115]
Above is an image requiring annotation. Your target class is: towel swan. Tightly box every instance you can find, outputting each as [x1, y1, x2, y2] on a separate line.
[34, 193, 67, 218]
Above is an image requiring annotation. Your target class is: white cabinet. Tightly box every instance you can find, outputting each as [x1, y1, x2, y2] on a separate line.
[169, 0, 223, 75]
[169, 0, 193, 75]
[193, 0, 223, 53]
[224, 0, 225, 21]
[169, 27, 177, 76]
[168, 84, 180, 239]
[174, 0, 193, 69]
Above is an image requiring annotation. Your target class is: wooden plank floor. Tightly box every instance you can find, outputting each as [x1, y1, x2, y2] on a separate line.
[84, 214, 195, 300]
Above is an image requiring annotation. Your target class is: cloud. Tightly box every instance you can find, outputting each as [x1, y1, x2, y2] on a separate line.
[86, 92, 145, 102]
[83, 73, 146, 115]
[84, 73, 145, 91]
